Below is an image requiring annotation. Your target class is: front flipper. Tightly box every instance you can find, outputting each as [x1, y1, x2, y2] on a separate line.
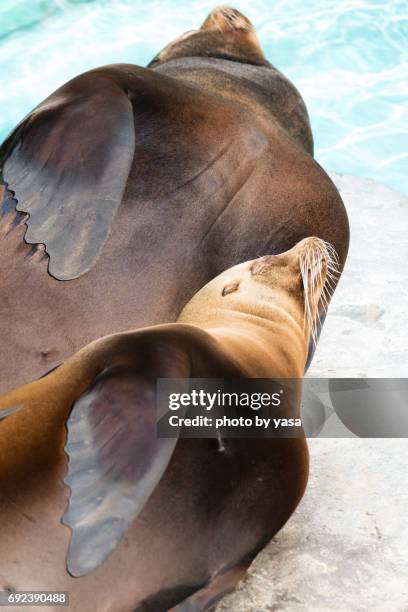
[0, 69, 136, 280]
[64, 364, 184, 577]
[61, 323, 238, 576]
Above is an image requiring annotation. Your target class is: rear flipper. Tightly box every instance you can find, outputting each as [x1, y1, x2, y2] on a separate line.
[170, 560, 251, 612]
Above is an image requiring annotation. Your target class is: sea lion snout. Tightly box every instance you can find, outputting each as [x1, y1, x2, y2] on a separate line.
[201, 7, 254, 33]
[250, 237, 336, 279]
[148, 6, 267, 68]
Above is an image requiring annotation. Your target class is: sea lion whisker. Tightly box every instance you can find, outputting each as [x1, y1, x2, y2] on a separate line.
[325, 274, 338, 291]
[211, 13, 224, 34]
[299, 238, 339, 345]
[220, 7, 252, 32]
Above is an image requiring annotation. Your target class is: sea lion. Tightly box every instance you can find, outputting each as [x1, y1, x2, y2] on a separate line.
[0, 236, 336, 611]
[0, 6, 349, 396]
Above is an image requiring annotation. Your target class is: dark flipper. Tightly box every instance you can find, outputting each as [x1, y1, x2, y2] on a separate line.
[63, 324, 224, 577]
[64, 364, 184, 577]
[170, 561, 250, 611]
[0, 69, 136, 280]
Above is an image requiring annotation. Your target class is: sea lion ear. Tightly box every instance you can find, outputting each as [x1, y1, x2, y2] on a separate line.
[63, 362, 184, 577]
[0, 71, 135, 280]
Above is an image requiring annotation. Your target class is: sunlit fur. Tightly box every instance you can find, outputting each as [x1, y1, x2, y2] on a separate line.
[206, 7, 253, 33]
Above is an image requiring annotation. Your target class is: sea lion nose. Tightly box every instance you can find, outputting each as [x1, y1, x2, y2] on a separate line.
[201, 6, 254, 33]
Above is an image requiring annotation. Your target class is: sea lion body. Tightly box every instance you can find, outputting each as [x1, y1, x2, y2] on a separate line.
[0, 236, 334, 610]
[0, 8, 348, 396]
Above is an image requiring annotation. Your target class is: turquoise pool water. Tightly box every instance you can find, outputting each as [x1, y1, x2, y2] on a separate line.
[0, 0, 407, 194]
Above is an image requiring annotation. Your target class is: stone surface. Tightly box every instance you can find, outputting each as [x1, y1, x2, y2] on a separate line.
[217, 174, 408, 611]
[311, 173, 408, 378]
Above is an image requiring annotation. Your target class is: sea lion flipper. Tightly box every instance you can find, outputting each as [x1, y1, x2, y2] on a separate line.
[170, 560, 250, 611]
[63, 364, 179, 577]
[0, 70, 135, 280]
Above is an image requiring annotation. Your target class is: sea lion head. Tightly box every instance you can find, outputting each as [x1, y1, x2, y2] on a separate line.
[179, 237, 339, 346]
[148, 6, 268, 68]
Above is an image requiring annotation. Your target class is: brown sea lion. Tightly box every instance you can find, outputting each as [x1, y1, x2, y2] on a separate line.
[0, 7, 349, 396]
[0, 237, 336, 611]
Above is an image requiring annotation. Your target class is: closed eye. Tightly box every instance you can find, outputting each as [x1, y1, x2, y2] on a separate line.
[222, 281, 240, 296]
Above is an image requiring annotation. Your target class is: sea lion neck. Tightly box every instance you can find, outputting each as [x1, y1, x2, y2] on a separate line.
[179, 298, 309, 378]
